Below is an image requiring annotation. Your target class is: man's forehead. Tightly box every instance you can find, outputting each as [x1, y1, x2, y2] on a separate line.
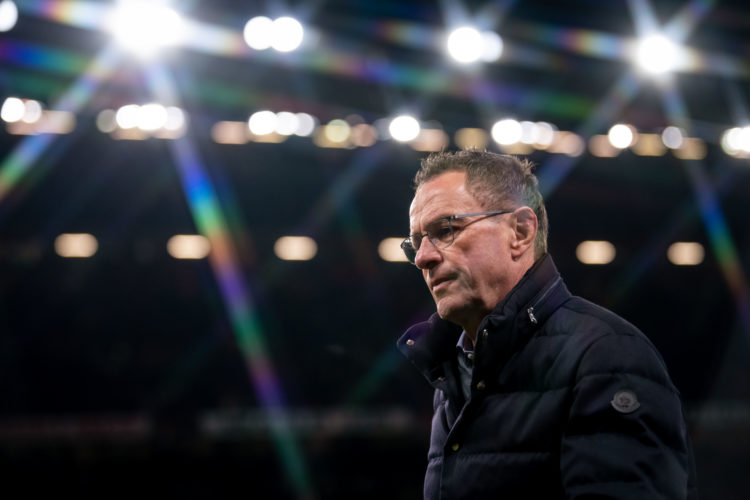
[409, 171, 476, 224]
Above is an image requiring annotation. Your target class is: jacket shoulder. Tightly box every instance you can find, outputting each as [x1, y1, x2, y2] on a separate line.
[545, 296, 676, 391]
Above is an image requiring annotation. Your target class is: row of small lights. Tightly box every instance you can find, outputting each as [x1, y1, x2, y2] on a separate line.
[48, 233, 705, 266]
[0, 0, 705, 76]
[4, 96, 750, 159]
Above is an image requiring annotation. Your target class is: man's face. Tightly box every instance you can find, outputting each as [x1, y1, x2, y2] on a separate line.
[409, 171, 518, 332]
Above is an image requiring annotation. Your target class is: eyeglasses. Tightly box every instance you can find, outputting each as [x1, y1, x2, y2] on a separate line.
[401, 209, 514, 265]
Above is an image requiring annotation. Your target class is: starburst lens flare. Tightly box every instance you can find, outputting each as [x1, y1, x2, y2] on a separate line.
[0, 0, 18, 32]
[635, 34, 679, 75]
[447, 27, 482, 63]
[107, 1, 185, 59]
[389, 115, 420, 142]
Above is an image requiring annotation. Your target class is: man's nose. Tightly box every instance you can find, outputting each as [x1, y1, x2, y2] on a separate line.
[414, 236, 441, 269]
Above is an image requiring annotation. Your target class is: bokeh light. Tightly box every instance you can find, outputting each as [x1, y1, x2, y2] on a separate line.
[167, 234, 211, 259]
[491, 119, 522, 145]
[635, 34, 680, 75]
[248, 110, 278, 136]
[1, 97, 25, 123]
[608, 123, 636, 149]
[54, 233, 98, 258]
[447, 26, 483, 63]
[274, 236, 317, 261]
[389, 115, 420, 142]
[576, 240, 616, 265]
[0, 0, 18, 32]
[106, 1, 185, 59]
[667, 242, 705, 266]
[661, 126, 685, 149]
[378, 238, 408, 262]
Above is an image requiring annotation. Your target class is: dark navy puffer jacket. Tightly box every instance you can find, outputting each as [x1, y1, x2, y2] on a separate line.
[397, 254, 697, 499]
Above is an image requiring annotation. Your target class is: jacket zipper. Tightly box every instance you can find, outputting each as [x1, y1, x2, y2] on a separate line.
[526, 276, 562, 325]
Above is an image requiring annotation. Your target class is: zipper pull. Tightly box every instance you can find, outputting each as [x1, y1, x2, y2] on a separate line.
[527, 307, 538, 324]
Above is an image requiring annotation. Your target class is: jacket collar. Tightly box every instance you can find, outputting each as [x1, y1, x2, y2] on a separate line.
[397, 254, 570, 382]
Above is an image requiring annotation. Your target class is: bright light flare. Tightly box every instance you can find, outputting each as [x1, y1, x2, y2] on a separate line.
[138, 103, 167, 131]
[491, 119, 522, 145]
[389, 115, 420, 142]
[274, 236, 317, 261]
[447, 26, 502, 64]
[115, 104, 140, 129]
[1, 97, 25, 122]
[378, 238, 409, 262]
[576, 240, 616, 265]
[167, 234, 211, 259]
[667, 242, 704, 266]
[635, 34, 680, 75]
[608, 123, 636, 149]
[272, 17, 304, 52]
[243, 16, 274, 50]
[248, 110, 277, 135]
[0, 0, 18, 32]
[480, 31, 503, 62]
[164, 106, 186, 131]
[244, 16, 304, 52]
[55, 233, 98, 258]
[107, 1, 185, 58]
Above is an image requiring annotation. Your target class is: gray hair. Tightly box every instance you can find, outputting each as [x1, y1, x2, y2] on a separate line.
[414, 150, 548, 257]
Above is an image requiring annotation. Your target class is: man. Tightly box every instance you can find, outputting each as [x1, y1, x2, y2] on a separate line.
[397, 150, 697, 499]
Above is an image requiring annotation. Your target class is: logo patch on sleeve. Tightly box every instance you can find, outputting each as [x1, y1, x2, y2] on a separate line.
[610, 390, 640, 414]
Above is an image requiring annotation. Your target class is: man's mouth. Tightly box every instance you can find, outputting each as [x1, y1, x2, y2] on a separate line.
[431, 276, 453, 293]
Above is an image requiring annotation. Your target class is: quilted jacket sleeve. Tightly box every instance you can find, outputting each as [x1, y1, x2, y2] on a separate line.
[560, 331, 697, 499]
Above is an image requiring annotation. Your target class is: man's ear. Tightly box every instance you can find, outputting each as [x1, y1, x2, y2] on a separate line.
[509, 207, 538, 259]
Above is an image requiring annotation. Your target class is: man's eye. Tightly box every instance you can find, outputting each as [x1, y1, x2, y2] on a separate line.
[433, 225, 453, 242]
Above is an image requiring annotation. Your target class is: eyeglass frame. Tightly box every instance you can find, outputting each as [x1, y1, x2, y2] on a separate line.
[400, 209, 516, 265]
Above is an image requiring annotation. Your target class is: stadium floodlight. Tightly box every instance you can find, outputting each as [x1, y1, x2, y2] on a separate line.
[389, 115, 421, 142]
[106, 1, 185, 59]
[480, 31, 503, 62]
[635, 34, 680, 75]
[244, 16, 274, 50]
[447, 26, 483, 63]
[271, 17, 304, 52]
[244, 15, 304, 52]
[0, 0, 18, 32]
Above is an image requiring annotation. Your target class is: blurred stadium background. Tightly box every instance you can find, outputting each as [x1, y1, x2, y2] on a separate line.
[1, 0, 749, 497]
